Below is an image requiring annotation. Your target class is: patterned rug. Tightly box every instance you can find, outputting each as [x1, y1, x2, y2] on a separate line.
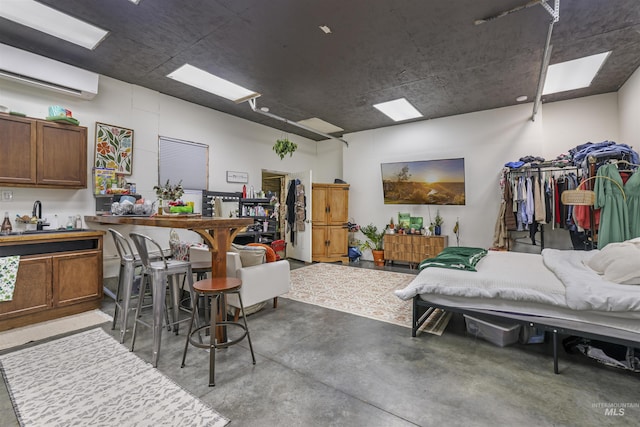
[0, 328, 229, 427]
[284, 263, 451, 333]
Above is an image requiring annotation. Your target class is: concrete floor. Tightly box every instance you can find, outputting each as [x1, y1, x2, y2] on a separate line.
[2, 259, 639, 426]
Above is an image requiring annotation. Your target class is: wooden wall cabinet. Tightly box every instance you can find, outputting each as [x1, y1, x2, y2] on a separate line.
[383, 234, 448, 267]
[312, 183, 349, 264]
[0, 114, 87, 188]
[0, 232, 103, 331]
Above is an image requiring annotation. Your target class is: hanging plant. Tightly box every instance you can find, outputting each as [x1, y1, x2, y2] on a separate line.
[273, 138, 297, 159]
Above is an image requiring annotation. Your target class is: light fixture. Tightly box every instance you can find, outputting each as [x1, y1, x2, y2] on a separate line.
[0, 0, 109, 50]
[297, 118, 343, 134]
[516, 95, 528, 102]
[373, 98, 423, 122]
[543, 51, 611, 95]
[319, 25, 332, 34]
[167, 64, 260, 103]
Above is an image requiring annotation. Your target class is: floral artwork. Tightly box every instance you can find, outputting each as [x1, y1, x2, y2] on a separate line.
[94, 122, 134, 175]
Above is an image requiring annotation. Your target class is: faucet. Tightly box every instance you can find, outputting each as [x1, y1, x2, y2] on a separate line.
[32, 200, 48, 230]
[32, 200, 42, 219]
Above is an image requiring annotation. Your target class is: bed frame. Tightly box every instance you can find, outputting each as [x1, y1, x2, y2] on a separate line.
[413, 296, 640, 374]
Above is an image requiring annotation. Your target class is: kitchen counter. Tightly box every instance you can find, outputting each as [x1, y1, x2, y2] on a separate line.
[0, 229, 103, 243]
[0, 229, 104, 331]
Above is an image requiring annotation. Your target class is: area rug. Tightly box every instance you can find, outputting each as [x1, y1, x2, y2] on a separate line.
[0, 328, 229, 427]
[284, 263, 451, 334]
[0, 309, 113, 351]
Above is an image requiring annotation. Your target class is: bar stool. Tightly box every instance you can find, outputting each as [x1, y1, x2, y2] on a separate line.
[129, 232, 197, 368]
[181, 277, 256, 386]
[108, 228, 146, 344]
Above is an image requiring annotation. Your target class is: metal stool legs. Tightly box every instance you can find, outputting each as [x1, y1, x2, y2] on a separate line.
[181, 288, 255, 387]
[114, 258, 137, 343]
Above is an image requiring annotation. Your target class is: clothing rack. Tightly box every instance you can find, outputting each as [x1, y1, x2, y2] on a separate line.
[505, 165, 580, 251]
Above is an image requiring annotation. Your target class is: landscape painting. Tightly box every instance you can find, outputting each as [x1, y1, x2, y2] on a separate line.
[381, 158, 465, 205]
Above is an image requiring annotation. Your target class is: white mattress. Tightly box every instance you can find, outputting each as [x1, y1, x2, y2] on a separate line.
[396, 250, 640, 335]
[396, 251, 566, 306]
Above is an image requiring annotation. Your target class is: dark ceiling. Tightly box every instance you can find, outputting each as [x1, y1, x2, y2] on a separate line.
[1, 0, 639, 141]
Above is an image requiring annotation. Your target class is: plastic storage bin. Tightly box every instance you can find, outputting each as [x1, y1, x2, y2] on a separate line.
[464, 315, 521, 347]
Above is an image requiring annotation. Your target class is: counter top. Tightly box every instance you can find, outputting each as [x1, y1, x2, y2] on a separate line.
[0, 229, 105, 244]
[85, 214, 253, 278]
[84, 215, 253, 229]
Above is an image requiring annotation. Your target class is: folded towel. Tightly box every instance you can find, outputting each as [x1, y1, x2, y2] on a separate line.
[0, 256, 20, 302]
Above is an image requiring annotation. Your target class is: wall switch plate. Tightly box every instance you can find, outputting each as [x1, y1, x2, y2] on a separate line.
[2, 191, 13, 201]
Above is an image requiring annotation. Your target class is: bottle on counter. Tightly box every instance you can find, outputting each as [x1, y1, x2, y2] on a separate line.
[75, 215, 82, 229]
[66, 216, 74, 230]
[1, 212, 12, 233]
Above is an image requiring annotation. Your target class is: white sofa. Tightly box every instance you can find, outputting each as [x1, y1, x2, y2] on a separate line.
[189, 243, 290, 318]
[225, 251, 290, 319]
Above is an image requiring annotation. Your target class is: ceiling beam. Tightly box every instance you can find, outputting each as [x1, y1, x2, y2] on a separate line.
[532, 0, 560, 121]
[248, 98, 349, 147]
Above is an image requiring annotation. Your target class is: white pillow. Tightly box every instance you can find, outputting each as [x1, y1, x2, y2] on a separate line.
[230, 243, 266, 267]
[586, 240, 640, 285]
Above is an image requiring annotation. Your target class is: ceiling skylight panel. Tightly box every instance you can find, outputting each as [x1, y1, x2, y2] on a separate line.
[0, 0, 109, 50]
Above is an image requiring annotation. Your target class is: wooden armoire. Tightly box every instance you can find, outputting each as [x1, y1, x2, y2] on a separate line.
[311, 183, 350, 264]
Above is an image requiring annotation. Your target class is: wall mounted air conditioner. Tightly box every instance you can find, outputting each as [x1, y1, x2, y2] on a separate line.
[0, 43, 99, 100]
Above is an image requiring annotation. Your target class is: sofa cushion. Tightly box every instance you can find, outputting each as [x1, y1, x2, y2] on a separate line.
[231, 243, 266, 267]
[247, 243, 277, 263]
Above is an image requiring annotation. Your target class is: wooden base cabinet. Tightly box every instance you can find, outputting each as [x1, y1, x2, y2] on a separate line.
[312, 183, 349, 264]
[0, 231, 104, 331]
[312, 226, 349, 263]
[0, 256, 52, 319]
[383, 234, 448, 267]
[54, 251, 102, 307]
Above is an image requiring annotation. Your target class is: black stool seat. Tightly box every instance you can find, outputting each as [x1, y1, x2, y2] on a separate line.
[181, 277, 256, 386]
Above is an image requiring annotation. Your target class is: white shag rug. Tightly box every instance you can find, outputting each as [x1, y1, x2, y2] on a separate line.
[284, 263, 451, 334]
[0, 328, 229, 427]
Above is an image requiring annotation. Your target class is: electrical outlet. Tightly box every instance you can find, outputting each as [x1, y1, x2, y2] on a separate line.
[2, 191, 13, 202]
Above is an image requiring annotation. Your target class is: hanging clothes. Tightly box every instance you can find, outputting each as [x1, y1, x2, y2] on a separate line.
[516, 177, 526, 231]
[285, 179, 298, 245]
[492, 171, 509, 248]
[594, 164, 629, 248]
[294, 181, 306, 233]
[534, 175, 546, 223]
[624, 170, 640, 238]
[504, 176, 518, 231]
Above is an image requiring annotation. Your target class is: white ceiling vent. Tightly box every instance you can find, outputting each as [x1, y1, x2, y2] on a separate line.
[0, 43, 99, 99]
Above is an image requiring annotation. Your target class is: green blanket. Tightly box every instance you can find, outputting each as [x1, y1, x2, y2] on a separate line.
[418, 247, 488, 272]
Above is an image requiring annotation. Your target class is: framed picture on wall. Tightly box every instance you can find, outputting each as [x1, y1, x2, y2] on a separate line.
[94, 122, 134, 175]
[381, 158, 466, 205]
[226, 171, 249, 183]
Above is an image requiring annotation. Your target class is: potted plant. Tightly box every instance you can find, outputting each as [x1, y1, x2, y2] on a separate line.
[431, 210, 443, 236]
[153, 179, 184, 214]
[273, 137, 297, 159]
[358, 223, 386, 266]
